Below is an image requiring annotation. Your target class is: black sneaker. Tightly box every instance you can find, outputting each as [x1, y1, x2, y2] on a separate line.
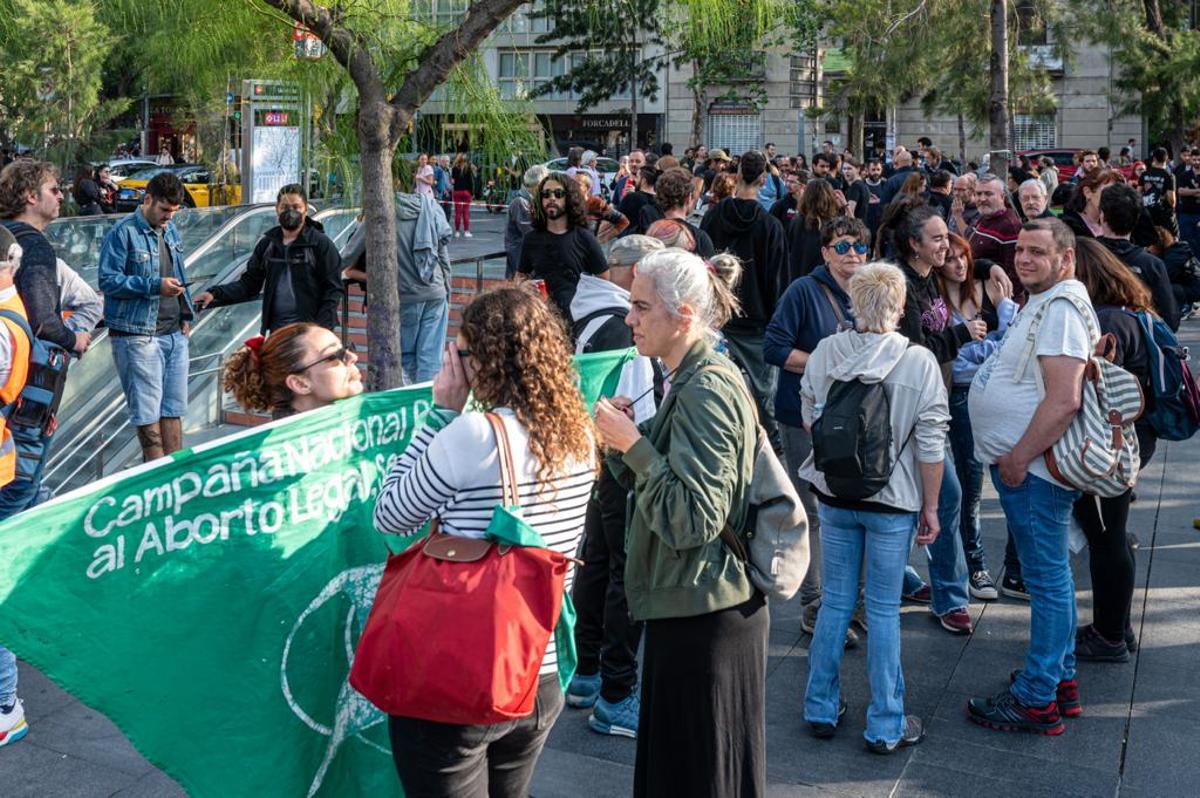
[1075, 624, 1130, 663]
[1000, 573, 1031, 601]
[865, 715, 925, 754]
[1125, 624, 1139, 653]
[1009, 669, 1081, 718]
[969, 570, 999, 601]
[968, 689, 1064, 735]
[808, 698, 847, 739]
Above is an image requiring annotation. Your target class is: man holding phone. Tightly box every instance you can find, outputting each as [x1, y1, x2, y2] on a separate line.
[98, 171, 193, 462]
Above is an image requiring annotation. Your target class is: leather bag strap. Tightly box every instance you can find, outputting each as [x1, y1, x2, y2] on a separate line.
[485, 412, 520, 509]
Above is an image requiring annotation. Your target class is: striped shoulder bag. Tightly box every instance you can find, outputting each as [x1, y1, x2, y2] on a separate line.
[1012, 292, 1144, 497]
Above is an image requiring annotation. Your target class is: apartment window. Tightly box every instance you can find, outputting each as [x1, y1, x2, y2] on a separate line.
[496, 50, 624, 101]
[1016, 1, 1048, 46]
[707, 114, 762, 156]
[1012, 113, 1056, 151]
[498, 3, 555, 34]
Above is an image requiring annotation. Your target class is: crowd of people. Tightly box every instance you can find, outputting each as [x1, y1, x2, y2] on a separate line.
[0, 129, 1195, 797]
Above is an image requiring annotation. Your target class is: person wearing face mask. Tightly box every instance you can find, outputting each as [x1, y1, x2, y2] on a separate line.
[222, 322, 363, 420]
[195, 184, 344, 335]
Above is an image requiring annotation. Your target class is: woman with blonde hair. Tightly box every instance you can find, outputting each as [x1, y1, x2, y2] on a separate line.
[800, 261, 948, 753]
[594, 247, 765, 797]
[222, 322, 362, 419]
[373, 286, 596, 796]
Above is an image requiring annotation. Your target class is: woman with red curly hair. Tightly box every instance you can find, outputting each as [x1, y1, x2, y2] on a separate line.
[373, 286, 596, 796]
[222, 322, 362, 419]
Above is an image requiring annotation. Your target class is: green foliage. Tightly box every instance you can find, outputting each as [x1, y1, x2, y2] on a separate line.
[0, 0, 128, 165]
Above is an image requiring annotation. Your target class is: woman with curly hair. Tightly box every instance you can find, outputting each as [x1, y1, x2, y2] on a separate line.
[222, 322, 362, 419]
[373, 286, 596, 796]
[788, 179, 846, 279]
[516, 172, 609, 320]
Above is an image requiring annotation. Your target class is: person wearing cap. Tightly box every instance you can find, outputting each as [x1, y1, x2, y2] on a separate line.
[565, 235, 662, 737]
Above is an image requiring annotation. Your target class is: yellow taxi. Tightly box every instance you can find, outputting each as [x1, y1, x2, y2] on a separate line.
[115, 164, 242, 211]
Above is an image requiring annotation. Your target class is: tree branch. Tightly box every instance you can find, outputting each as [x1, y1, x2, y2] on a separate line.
[260, 0, 383, 97]
[388, 0, 527, 139]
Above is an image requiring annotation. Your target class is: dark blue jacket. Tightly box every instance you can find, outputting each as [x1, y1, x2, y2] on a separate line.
[763, 265, 854, 428]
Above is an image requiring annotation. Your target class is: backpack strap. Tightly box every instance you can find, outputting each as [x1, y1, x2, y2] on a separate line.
[0, 308, 34, 344]
[1012, 291, 1101, 385]
[695, 363, 761, 427]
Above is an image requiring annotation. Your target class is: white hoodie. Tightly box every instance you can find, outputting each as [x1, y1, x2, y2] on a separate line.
[799, 330, 949, 512]
[569, 274, 656, 423]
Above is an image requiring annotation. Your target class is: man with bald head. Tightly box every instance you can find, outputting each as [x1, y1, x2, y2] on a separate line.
[881, 147, 918, 205]
[950, 173, 981, 235]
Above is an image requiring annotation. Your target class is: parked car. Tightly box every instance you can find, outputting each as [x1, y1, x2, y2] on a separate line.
[541, 155, 621, 197]
[99, 158, 160, 182]
[1018, 148, 1135, 184]
[115, 164, 242, 211]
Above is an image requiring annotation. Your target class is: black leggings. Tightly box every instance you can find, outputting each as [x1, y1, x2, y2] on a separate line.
[1073, 491, 1135, 642]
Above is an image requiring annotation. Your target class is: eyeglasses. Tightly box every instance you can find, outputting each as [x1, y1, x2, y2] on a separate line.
[830, 241, 870, 256]
[293, 346, 353, 373]
[542, 188, 567, 199]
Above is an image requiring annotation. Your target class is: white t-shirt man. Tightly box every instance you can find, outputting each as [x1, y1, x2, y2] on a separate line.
[969, 279, 1097, 489]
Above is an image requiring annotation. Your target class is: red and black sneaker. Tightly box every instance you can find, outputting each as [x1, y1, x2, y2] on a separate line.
[967, 689, 1065, 735]
[1009, 669, 1082, 717]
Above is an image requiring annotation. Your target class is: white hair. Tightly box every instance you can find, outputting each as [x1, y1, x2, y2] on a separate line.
[635, 248, 741, 338]
[523, 164, 549, 188]
[848, 261, 907, 333]
[1020, 178, 1047, 196]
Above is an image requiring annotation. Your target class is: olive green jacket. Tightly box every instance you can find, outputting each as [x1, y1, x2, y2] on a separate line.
[609, 339, 758, 621]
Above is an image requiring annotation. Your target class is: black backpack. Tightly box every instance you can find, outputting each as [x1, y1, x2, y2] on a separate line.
[811, 380, 894, 500]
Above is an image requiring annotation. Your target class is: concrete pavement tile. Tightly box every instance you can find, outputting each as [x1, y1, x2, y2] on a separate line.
[111, 769, 186, 797]
[928, 685, 1128, 766]
[529, 746, 634, 798]
[0, 738, 141, 798]
[29, 700, 156, 778]
[14, 661, 79, 721]
[542, 707, 637, 768]
[894, 759, 1113, 798]
[765, 783, 864, 798]
[1121, 712, 1200, 796]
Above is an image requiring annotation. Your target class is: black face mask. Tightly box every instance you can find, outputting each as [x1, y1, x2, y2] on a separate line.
[279, 209, 304, 231]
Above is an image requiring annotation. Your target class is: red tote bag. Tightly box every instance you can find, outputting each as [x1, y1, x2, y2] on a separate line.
[349, 414, 571, 725]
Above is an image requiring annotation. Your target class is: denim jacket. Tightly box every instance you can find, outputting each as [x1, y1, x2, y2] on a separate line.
[98, 208, 194, 335]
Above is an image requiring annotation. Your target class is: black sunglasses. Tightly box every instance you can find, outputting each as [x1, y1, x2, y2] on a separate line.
[542, 188, 567, 199]
[293, 346, 352, 373]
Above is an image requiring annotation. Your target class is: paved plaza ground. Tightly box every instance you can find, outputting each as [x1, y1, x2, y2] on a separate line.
[1, 220, 1197, 796]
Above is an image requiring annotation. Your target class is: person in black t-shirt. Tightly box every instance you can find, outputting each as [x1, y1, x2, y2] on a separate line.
[1139, 147, 1178, 235]
[840, 157, 871, 223]
[517, 173, 609, 320]
[1174, 147, 1200, 257]
[770, 170, 805, 228]
[617, 165, 659, 236]
[641, 167, 714, 257]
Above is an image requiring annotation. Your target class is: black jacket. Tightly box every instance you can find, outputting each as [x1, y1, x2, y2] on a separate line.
[699, 197, 788, 334]
[1097, 237, 1180, 331]
[207, 218, 344, 333]
[897, 257, 972, 365]
[786, 217, 824, 281]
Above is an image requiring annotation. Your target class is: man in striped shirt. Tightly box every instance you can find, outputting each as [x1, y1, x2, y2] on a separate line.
[969, 173, 1024, 302]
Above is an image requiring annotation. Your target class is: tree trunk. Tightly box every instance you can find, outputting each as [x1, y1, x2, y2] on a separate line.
[988, 0, 1010, 179]
[957, 113, 967, 168]
[628, 38, 639, 154]
[848, 113, 863, 159]
[690, 60, 706, 149]
[359, 100, 404, 391]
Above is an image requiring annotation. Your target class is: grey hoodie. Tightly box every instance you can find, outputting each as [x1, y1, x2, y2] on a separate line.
[799, 330, 949, 512]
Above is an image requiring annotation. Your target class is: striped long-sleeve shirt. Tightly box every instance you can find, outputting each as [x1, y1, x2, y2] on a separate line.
[373, 406, 596, 677]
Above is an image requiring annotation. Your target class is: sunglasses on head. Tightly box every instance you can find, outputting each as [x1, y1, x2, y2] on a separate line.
[293, 346, 353, 373]
[830, 240, 870, 256]
[543, 188, 567, 199]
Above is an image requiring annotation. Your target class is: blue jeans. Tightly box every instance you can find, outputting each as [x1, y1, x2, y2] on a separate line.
[805, 503, 915, 746]
[922, 448, 970, 616]
[0, 452, 46, 521]
[1177, 212, 1200, 262]
[0, 645, 15, 706]
[990, 467, 1078, 706]
[948, 387, 986, 572]
[400, 299, 448, 384]
[111, 331, 189, 427]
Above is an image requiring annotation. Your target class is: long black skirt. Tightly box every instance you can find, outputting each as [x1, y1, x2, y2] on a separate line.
[634, 592, 768, 798]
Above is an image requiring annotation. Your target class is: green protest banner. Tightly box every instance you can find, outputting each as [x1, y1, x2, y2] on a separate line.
[0, 348, 635, 797]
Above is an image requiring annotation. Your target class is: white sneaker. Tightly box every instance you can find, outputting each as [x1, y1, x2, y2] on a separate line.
[0, 699, 27, 747]
[463, 231, 473, 238]
[453, 231, 461, 238]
